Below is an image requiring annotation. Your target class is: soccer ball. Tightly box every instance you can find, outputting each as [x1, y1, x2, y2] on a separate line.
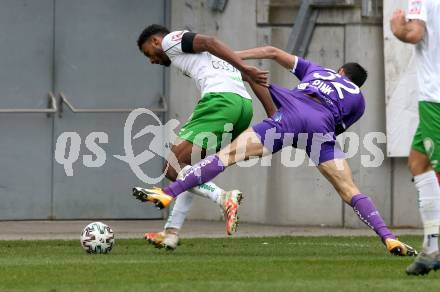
[80, 222, 114, 254]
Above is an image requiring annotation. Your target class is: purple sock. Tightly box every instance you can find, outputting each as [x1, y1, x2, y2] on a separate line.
[164, 155, 225, 198]
[351, 194, 396, 243]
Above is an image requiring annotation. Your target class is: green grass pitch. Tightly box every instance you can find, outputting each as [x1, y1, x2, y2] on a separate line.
[0, 236, 439, 291]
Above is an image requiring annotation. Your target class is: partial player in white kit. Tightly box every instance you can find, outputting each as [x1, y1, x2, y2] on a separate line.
[391, 0, 440, 275]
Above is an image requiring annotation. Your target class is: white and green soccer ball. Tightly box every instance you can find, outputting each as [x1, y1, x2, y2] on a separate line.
[80, 222, 114, 254]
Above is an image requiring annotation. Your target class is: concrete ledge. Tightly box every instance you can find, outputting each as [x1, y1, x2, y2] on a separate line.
[0, 220, 423, 240]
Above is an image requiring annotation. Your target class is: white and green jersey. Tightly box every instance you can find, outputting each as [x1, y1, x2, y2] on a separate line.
[161, 30, 251, 100]
[407, 0, 440, 103]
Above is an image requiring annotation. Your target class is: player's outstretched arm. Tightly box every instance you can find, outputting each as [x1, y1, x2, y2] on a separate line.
[236, 46, 296, 70]
[390, 9, 425, 44]
[242, 73, 276, 117]
[191, 34, 269, 86]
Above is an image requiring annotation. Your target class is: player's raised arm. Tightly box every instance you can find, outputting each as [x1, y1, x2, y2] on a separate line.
[187, 33, 268, 86]
[236, 46, 296, 70]
[390, 9, 425, 44]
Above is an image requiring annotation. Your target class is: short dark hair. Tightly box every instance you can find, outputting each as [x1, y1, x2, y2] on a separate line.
[137, 24, 170, 51]
[339, 62, 368, 87]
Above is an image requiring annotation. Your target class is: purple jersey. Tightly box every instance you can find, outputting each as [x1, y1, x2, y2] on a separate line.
[290, 57, 365, 134]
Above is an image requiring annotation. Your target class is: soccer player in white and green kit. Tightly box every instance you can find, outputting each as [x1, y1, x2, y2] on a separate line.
[135, 25, 274, 249]
[391, 0, 440, 275]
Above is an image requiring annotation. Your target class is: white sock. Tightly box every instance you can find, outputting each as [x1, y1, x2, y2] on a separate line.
[414, 170, 440, 254]
[164, 191, 193, 230]
[180, 165, 224, 205]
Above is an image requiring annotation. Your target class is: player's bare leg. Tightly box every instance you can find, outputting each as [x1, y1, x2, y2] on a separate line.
[318, 159, 416, 256]
[317, 159, 359, 204]
[406, 149, 440, 275]
[164, 138, 203, 181]
[215, 129, 271, 234]
[217, 128, 270, 167]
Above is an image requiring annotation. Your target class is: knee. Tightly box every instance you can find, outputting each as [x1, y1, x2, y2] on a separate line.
[408, 152, 431, 176]
[318, 160, 359, 204]
[218, 148, 234, 166]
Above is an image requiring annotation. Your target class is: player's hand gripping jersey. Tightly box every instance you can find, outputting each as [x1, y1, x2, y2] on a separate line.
[290, 57, 366, 135]
[162, 30, 251, 100]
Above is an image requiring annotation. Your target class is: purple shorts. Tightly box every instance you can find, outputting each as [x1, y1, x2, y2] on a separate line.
[252, 84, 344, 165]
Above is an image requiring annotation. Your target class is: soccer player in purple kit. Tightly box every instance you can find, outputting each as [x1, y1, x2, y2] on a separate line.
[133, 45, 417, 256]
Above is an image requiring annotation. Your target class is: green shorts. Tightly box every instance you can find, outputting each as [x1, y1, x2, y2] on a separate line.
[178, 92, 253, 150]
[411, 101, 440, 171]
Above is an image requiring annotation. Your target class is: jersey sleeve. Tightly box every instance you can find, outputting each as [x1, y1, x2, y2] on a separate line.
[162, 30, 190, 60]
[407, 0, 427, 22]
[290, 57, 317, 81]
[340, 94, 366, 134]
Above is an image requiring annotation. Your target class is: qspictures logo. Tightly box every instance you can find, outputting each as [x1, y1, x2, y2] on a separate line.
[54, 108, 387, 184]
